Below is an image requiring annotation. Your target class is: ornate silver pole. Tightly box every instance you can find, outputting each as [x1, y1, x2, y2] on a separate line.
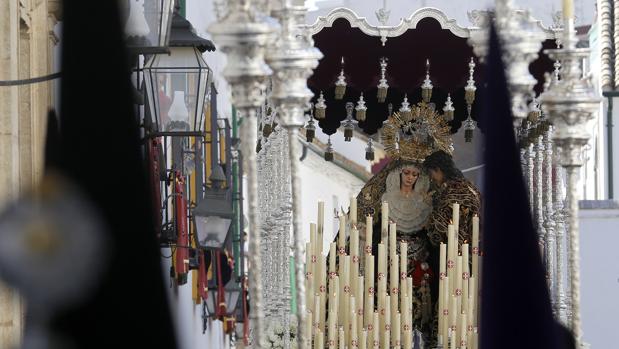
[543, 125, 557, 303]
[540, 16, 601, 346]
[467, 0, 545, 129]
[553, 158, 568, 324]
[266, 3, 322, 348]
[527, 142, 536, 211]
[535, 131, 546, 238]
[208, 2, 277, 346]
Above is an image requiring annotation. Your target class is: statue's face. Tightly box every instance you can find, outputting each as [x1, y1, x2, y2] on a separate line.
[400, 167, 419, 189]
[428, 168, 444, 185]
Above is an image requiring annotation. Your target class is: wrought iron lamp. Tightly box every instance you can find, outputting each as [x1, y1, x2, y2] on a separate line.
[315, 91, 327, 119]
[442, 94, 455, 122]
[335, 57, 347, 100]
[193, 164, 233, 250]
[122, 0, 175, 53]
[325, 136, 334, 161]
[399, 94, 412, 121]
[143, 12, 214, 136]
[342, 102, 357, 141]
[421, 59, 433, 103]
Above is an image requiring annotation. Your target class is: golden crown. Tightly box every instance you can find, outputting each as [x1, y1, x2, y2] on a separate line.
[381, 102, 453, 162]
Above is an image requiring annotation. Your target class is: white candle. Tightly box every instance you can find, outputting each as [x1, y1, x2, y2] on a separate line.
[328, 310, 336, 348]
[462, 243, 470, 315]
[307, 242, 314, 311]
[308, 311, 314, 348]
[442, 276, 450, 348]
[438, 243, 446, 338]
[377, 244, 387, 290]
[469, 276, 477, 328]
[381, 201, 389, 242]
[459, 312, 467, 349]
[318, 201, 325, 248]
[338, 327, 345, 349]
[456, 255, 463, 313]
[338, 215, 346, 255]
[320, 255, 327, 331]
[447, 225, 456, 296]
[356, 276, 364, 343]
[393, 313, 401, 348]
[364, 255, 375, 328]
[399, 241, 407, 314]
[350, 196, 358, 225]
[384, 295, 391, 348]
[329, 242, 337, 276]
[472, 215, 479, 279]
[351, 226, 360, 295]
[350, 297, 358, 348]
[563, 0, 573, 20]
[359, 330, 367, 349]
[390, 254, 399, 326]
[452, 202, 460, 237]
[372, 312, 379, 349]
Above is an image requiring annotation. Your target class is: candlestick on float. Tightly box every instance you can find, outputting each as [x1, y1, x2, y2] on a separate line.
[364, 255, 375, 328]
[455, 254, 463, 312]
[472, 215, 479, 279]
[319, 255, 327, 332]
[399, 241, 408, 316]
[372, 312, 379, 349]
[393, 313, 401, 349]
[390, 254, 399, 329]
[318, 201, 325, 249]
[381, 201, 389, 242]
[350, 196, 357, 226]
[452, 202, 460, 237]
[462, 243, 470, 314]
[438, 242, 446, 339]
[442, 276, 450, 348]
[307, 241, 315, 312]
[329, 242, 337, 276]
[384, 294, 391, 348]
[351, 225, 360, 296]
[356, 276, 364, 344]
[447, 224, 456, 297]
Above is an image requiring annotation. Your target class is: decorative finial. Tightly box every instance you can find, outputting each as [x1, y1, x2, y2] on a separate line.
[325, 136, 334, 161]
[355, 93, 367, 121]
[315, 91, 327, 119]
[421, 59, 433, 103]
[335, 57, 347, 100]
[365, 138, 375, 161]
[443, 94, 455, 122]
[377, 58, 389, 103]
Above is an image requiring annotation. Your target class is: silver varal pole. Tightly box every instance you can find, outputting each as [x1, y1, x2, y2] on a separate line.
[266, 3, 322, 348]
[208, 2, 277, 346]
[540, 17, 601, 347]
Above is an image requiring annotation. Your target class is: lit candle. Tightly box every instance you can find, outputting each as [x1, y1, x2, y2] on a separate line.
[329, 242, 337, 276]
[563, 0, 573, 20]
[381, 201, 389, 242]
[364, 255, 375, 328]
[350, 196, 358, 225]
[452, 202, 460, 237]
[472, 215, 479, 279]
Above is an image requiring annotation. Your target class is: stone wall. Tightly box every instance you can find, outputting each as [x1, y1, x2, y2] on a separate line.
[0, 0, 59, 346]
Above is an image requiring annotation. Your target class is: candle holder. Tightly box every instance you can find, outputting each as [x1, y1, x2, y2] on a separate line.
[540, 17, 601, 346]
[464, 58, 477, 106]
[335, 57, 347, 100]
[377, 58, 389, 103]
[315, 91, 327, 119]
[442, 94, 455, 122]
[421, 59, 433, 103]
[468, 0, 547, 131]
[356, 93, 368, 121]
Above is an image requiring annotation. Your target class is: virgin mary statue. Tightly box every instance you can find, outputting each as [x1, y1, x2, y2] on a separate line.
[355, 102, 453, 342]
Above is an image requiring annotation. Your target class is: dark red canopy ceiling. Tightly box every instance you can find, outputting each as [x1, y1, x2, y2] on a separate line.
[308, 17, 555, 135]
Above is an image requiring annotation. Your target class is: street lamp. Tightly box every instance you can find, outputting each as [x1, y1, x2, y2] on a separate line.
[193, 164, 233, 250]
[122, 0, 175, 53]
[143, 12, 214, 136]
